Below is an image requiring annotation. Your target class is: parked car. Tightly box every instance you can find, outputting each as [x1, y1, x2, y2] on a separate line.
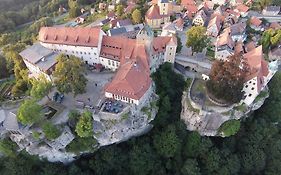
[57, 94, 64, 103]
[52, 92, 59, 101]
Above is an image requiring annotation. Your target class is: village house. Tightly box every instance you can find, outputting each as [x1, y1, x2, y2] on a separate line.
[249, 17, 263, 31]
[262, 6, 280, 16]
[241, 45, 274, 106]
[269, 47, 281, 63]
[269, 22, 281, 30]
[124, 2, 136, 14]
[215, 30, 235, 61]
[181, 0, 197, 18]
[234, 4, 249, 17]
[192, 10, 208, 26]
[206, 16, 221, 37]
[19, 43, 58, 81]
[145, 4, 170, 29]
[225, 22, 247, 42]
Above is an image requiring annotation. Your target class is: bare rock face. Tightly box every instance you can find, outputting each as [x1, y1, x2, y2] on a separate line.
[180, 88, 269, 137]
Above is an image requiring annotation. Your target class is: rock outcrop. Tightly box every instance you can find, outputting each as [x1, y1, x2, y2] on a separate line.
[181, 88, 269, 137]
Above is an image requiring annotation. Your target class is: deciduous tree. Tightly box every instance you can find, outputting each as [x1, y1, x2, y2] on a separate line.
[42, 121, 60, 140]
[206, 54, 248, 103]
[132, 9, 142, 24]
[186, 26, 209, 53]
[53, 54, 87, 95]
[75, 110, 93, 138]
[30, 77, 52, 100]
[153, 124, 181, 158]
[17, 99, 43, 125]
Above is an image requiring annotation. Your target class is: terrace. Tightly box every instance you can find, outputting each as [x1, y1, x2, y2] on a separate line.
[101, 99, 126, 114]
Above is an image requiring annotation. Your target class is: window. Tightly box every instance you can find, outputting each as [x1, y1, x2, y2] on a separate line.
[245, 85, 248, 88]
[248, 94, 252, 97]
[251, 87, 254, 90]
[80, 52, 82, 54]
[108, 60, 111, 65]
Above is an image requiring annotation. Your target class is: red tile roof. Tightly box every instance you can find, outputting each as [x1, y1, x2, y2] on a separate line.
[146, 4, 162, 19]
[243, 46, 269, 92]
[244, 45, 269, 77]
[103, 37, 151, 100]
[39, 27, 102, 47]
[105, 58, 151, 100]
[174, 18, 184, 29]
[235, 4, 249, 13]
[270, 22, 281, 30]
[152, 36, 176, 54]
[250, 17, 262, 27]
[216, 30, 234, 48]
[124, 2, 136, 13]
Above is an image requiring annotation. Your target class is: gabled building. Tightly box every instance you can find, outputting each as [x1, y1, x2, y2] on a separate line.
[206, 16, 221, 37]
[249, 17, 263, 31]
[234, 4, 249, 17]
[19, 43, 58, 81]
[105, 55, 152, 106]
[241, 46, 273, 106]
[225, 22, 247, 42]
[192, 10, 208, 26]
[38, 27, 105, 65]
[181, 0, 197, 18]
[145, 4, 170, 29]
[215, 30, 235, 61]
[262, 6, 280, 16]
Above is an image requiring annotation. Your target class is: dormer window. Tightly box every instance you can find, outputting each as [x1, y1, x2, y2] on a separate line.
[75, 36, 79, 42]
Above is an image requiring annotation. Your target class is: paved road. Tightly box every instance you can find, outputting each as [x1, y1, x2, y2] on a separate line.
[248, 11, 281, 22]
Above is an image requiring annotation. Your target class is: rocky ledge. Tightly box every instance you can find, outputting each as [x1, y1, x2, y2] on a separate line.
[180, 87, 269, 137]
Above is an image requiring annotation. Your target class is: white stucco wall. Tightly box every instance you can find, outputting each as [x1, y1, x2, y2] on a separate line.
[40, 42, 100, 65]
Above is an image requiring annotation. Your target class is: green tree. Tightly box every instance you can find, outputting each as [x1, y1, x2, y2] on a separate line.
[219, 120, 241, 137]
[116, 5, 124, 17]
[183, 132, 201, 158]
[153, 125, 181, 158]
[129, 144, 156, 175]
[30, 77, 52, 100]
[68, 0, 80, 18]
[176, 34, 182, 53]
[42, 121, 60, 140]
[186, 26, 209, 53]
[257, 0, 272, 11]
[260, 29, 274, 53]
[75, 110, 93, 138]
[53, 54, 87, 95]
[0, 139, 18, 157]
[181, 159, 201, 175]
[0, 56, 9, 79]
[270, 29, 281, 47]
[206, 54, 248, 103]
[17, 99, 43, 125]
[132, 9, 142, 24]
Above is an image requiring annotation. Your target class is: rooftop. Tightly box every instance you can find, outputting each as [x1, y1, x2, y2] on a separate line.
[20, 43, 58, 73]
[39, 27, 103, 47]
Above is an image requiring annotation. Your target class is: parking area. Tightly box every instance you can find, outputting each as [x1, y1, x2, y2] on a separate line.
[57, 70, 115, 111]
